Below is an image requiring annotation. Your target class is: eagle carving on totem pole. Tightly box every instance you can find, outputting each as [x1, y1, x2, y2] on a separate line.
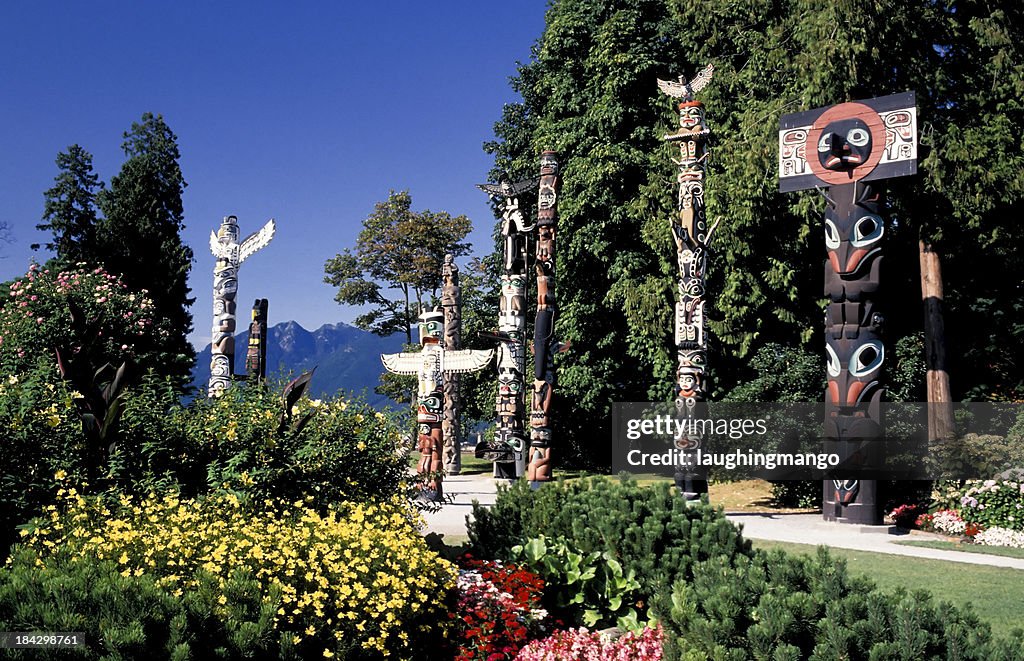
[657, 64, 715, 102]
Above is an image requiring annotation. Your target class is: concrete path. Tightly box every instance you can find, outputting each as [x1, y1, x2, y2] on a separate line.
[420, 473, 1024, 570]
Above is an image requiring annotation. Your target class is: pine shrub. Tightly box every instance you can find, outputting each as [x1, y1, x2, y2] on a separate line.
[658, 547, 1024, 660]
[468, 476, 754, 599]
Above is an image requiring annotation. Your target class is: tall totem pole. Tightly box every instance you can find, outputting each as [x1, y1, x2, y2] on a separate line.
[779, 92, 918, 524]
[441, 254, 463, 475]
[382, 309, 493, 501]
[475, 175, 538, 478]
[245, 298, 269, 383]
[208, 215, 276, 396]
[529, 151, 564, 488]
[658, 66, 716, 499]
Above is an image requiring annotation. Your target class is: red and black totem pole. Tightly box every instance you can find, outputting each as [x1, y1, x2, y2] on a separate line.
[779, 92, 918, 524]
[529, 151, 565, 488]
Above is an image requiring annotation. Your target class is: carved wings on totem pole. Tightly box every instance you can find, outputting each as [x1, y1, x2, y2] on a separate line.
[381, 349, 494, 376]
[477, 175, 539, 234]
[657, 64, 715, 101]
[210, 219, 277, 263]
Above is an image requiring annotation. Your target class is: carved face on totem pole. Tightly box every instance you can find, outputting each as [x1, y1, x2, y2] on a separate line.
[817, 118, 873, 171]
[418, 309, 444, 346]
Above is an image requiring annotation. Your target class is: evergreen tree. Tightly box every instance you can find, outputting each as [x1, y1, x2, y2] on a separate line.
[35, 145, 103, 265]
[489, 0, 1024, 466]
[97, 113, 195, 384]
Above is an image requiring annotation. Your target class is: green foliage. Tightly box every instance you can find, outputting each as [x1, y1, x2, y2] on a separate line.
[34, 144, 103, 264]
[958, 479, 1024, 531]
[770, 481, 821, 509]
[0, 548, 193, 660]
[658, 547, 1021, 660]
[722, 343, 823, 403]
[468, 476, 753, 600]
[176, 380, 410, 508]
[31, 113, 196, 387]
[0, 264, 169, 376]
[95, 112, 195, 386]
[487, 0, 1024, 464]
[511, 534, 650, 632]
[323, 190, 472, 347]
[0, 362, 86, 557]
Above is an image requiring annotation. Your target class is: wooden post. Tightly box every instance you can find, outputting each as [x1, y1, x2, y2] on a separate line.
[920, 240, 954, 442]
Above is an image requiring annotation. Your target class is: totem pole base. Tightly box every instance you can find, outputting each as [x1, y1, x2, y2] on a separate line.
[493, 461, 518, 480]
[674, 474, 709, 501]
[822, 480, 882, 525]
[416, 485, 444, 504]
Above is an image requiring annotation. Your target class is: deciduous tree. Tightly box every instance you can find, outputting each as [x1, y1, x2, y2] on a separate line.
[324, 190, 472, 346]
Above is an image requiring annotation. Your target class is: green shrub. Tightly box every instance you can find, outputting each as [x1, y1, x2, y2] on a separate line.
[0, 547, 193, 660]
[0, 361, 88, 556]
[0, 264, 170, 377]
[658, 547, 1023, 660]
[468, 476, 753, 599]
[958, 479, 1024, 531]
[510, 534, 649, 632]
[175, 379, 410, 508]
[770, 480, 822, 508]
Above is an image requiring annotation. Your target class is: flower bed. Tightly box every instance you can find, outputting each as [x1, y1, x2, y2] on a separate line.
[14, 485, 455, 658]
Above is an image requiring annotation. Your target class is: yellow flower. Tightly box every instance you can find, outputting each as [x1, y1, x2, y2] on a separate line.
[54, 470, 67, 480]
[323, 651, 334, 658]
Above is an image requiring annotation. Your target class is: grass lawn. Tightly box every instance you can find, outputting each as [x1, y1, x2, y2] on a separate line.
[752, 540, 1024, 638]
[894, 538, 1024, 559]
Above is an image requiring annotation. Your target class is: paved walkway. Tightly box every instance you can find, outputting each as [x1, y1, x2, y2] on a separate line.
[421, 473, 1024, 570]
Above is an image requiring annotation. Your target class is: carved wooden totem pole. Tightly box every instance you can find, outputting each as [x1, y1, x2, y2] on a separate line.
[208, 215, 275, 396]
[529, 151, 564, 488]
[382, 309, 493, 501]
[779, 92, 917, 524]
[476, 174, 538, 478]
[441, 255, 463, 475]
[245, 298, 269, 382]
[658, 66, 716, 499]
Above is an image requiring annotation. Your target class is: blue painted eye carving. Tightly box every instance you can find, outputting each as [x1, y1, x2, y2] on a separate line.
[825, 219, 841, 250]
[850, 341, 884, 377]
[851, 214, 884, 247]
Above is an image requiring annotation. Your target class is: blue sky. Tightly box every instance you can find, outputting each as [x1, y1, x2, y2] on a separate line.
[0, 1, 547, 348]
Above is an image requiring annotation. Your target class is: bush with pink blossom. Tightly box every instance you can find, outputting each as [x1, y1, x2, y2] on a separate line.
[0, 263, 167, 375]
[958, 479, 1024, 532]
[515, 625, 663, 661]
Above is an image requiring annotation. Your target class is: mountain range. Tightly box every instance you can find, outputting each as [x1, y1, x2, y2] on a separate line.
[191, 320, 406, 406]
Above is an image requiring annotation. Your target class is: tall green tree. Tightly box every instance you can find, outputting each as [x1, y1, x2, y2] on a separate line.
[35, 145, 103, 264]
[96, 113, 195, 385]
[490, 0, 1024, 466]
[324, 190, 472, 346]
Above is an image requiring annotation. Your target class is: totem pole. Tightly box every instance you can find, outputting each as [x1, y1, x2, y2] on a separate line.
[208, 215, 276, 396]
[245, 298, 269, 382]
[529, 151, 565, 488]
[779, 92, 917, 524]
[382, 309, 493, 501]
[475, 174, 538, 478]
[658, 65, 716, 499]
[441, 255, 463, 475]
